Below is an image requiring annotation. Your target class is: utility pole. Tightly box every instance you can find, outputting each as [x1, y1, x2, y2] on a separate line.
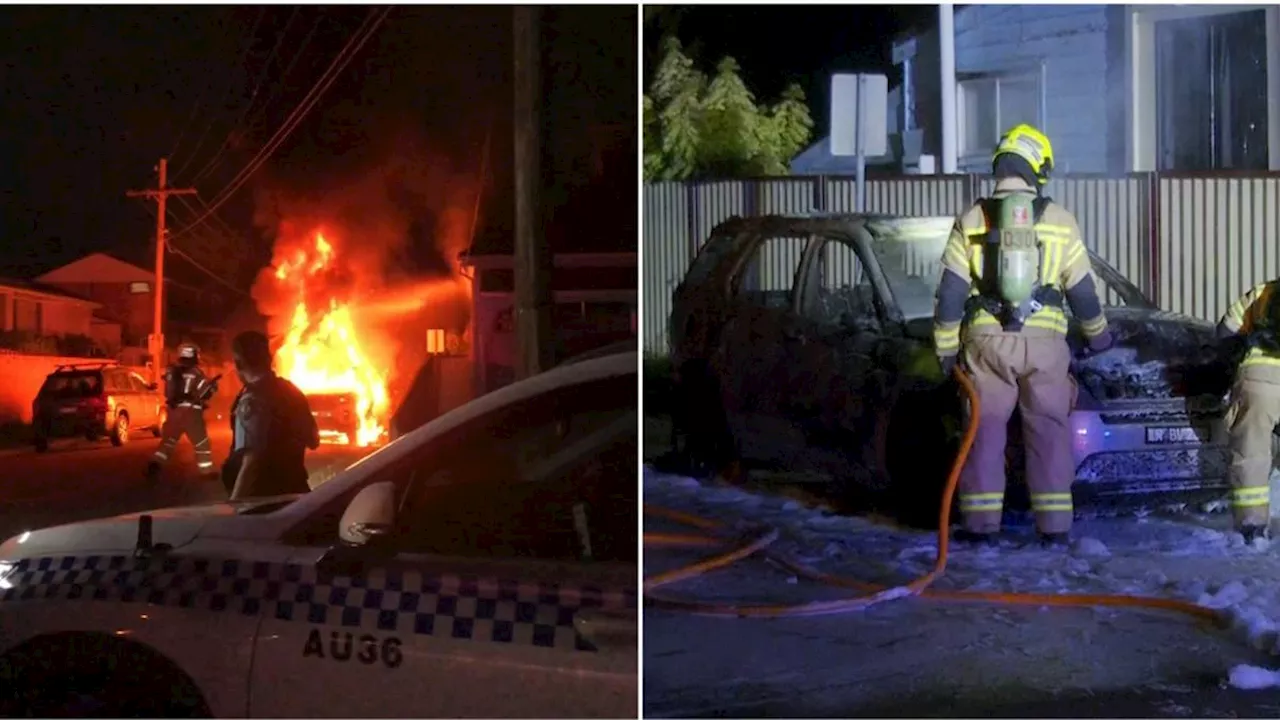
[127, 158, 197, 384]
[512, 5, 554, 380]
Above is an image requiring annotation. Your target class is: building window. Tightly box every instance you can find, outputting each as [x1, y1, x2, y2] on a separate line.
[129, 281, 151, 294]
[1155, 9, 1268, 171]
[958, 72, 1043, 159]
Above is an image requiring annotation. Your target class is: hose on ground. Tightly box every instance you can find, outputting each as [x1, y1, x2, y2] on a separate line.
[643, 367, 1226, 626]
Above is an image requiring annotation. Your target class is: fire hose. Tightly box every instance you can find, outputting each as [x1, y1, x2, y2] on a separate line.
[642, 367, 1226, 624]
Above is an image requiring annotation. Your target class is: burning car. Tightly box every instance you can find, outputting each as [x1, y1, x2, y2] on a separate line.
[305, 391, 362, 446]
[668, 213, 1235, 521]
[266, 232, 393, 448]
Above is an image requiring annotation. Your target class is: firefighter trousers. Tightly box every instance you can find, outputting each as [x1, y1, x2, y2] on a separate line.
[1225, 370, 1280, 529]
[152, 405, 214, 474]
[958, 333, 1077, 535]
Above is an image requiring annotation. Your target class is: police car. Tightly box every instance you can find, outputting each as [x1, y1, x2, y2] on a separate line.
[0, 351, 638, 718]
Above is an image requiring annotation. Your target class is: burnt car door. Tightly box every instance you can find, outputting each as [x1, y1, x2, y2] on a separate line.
[786, 234, 898, 482]
[712, 231, 824, 467]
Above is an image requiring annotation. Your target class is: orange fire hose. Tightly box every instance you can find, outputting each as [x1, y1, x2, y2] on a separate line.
[643, 368, 1226, 625]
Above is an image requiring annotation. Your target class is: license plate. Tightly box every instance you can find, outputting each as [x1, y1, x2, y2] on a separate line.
[1145, 426, 1203, 444]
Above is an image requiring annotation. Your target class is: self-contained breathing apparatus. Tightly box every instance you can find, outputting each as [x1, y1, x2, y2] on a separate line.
[964, 192, 1063, 331]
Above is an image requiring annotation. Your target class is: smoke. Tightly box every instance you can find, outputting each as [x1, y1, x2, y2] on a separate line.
[249, 122, 480, 337]
[247, 122, 481, 415]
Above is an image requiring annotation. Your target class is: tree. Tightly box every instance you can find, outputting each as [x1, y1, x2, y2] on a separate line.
[644, 39, 814, 181]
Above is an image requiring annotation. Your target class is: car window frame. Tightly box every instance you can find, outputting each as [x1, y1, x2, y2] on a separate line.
[795, 233, 890, 333]
[725, 229, 822, 316]
[391, 409, 638, 564]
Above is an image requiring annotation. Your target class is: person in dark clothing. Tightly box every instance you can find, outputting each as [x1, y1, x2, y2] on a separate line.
[147, 343, 217, 481]
[222, 331, 320, 499]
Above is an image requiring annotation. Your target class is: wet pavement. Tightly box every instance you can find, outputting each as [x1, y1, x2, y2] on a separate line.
[0, 424, 372, 543]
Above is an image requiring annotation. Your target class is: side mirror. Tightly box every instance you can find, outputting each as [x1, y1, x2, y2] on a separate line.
[339, 481, 397, 547]
[147, 383, 158, 391]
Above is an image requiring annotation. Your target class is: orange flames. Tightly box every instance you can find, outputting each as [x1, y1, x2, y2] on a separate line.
[272, 232, 389, 446]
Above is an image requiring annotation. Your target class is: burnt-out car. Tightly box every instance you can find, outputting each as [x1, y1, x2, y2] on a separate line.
[668, 213, 1234, 520]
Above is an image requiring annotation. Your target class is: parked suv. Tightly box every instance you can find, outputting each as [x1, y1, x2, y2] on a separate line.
[31, 363, 166, 452]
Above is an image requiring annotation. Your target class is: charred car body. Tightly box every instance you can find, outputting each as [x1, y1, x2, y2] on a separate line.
[305, 391, 364, 446]
[668, 214, 1234, 520]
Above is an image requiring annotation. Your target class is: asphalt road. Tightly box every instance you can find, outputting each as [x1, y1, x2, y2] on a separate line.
[0, 424, 373, 544]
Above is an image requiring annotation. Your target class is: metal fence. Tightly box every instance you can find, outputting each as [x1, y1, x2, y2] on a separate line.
[642, 172, 1280, 354]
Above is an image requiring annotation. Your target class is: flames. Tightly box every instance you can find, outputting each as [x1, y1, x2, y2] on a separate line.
[271, 232, 389, 446]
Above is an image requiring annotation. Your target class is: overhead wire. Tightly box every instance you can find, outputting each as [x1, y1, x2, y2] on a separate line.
[186, 7, 309, 188]
[130, 203, 250, 297]
[171, 6, 268, 180]
[169, 6, 393, 243]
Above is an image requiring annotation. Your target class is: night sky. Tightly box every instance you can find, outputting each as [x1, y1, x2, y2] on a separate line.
[0, 5, 636, 302]
[644, 5, 939, 139]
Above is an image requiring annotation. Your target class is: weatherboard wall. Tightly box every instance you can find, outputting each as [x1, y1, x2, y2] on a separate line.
[899, 4, 1113, 174]
[643, 173, 1280, 356]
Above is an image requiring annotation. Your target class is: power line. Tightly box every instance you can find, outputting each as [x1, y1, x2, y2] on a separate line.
[174, 194, 243, 245]
[170, 6, 393, 242]
[172, 6, 269, 180]
[171, 7, 261, 162]
[188, 7, 312, 188]
[132, 199, 250, 297]
[167, 243, 250, 297]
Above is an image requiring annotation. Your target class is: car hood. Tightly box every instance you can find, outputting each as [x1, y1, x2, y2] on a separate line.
[0, 496, 295, 560]
[1071, 307, 1229, 401]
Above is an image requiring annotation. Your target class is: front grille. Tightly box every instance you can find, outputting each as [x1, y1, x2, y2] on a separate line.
[1098, 408, 1222, 425]
[1075, 446, 1230, 484]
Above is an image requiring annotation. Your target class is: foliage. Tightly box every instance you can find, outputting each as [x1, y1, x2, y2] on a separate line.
[644, 38, 815, 181]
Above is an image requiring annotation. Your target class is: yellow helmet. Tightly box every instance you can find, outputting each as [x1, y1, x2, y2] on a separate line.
[992, 124, 1055, 185]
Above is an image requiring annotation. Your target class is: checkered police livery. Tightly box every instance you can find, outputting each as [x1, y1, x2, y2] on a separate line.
[0, 554, 637, 653]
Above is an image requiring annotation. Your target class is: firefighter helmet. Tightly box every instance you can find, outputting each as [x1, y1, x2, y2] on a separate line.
[178, 343, 200, 363]
[992, 124, 1055, 185]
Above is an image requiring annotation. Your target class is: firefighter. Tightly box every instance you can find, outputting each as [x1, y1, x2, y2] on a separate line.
[223, 330, 320, 499]
[1216, 281, 1280, 544]
[933, 123, 1114, 547]
[147, 343, 218, 480]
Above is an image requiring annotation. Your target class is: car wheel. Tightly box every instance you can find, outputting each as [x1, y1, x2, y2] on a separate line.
[110, 414, 129, 447]
[32, 435, 48, 453]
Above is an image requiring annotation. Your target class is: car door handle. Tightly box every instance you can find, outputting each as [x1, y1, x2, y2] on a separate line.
[574, 609, 636, 647]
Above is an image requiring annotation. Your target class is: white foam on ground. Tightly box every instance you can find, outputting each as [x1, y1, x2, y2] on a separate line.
[645, 465, 1280, 680]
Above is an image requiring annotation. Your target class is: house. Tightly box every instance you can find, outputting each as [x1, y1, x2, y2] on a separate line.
[462, 252, 638, 395]
[36, 252, 218, 355]
[892, 5, 1280, 175]
[0, 277, 98, 339]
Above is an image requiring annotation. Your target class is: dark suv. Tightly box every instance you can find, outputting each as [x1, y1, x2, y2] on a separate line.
[31, 363, 166, 452]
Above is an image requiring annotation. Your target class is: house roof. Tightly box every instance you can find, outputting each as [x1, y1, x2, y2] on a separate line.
[36, 252, 155, 285]
[0, 277, 99, 307]
[789, 136, 898, 176]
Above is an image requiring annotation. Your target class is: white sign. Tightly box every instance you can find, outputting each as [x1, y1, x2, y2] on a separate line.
[830, 73, 889, 157]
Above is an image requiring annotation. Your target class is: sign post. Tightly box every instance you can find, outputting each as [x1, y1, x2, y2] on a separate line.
[830, 73, 889, 213]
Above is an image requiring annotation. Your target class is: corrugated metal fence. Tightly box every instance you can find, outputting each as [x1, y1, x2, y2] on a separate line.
[642, 172, 1280, 354]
